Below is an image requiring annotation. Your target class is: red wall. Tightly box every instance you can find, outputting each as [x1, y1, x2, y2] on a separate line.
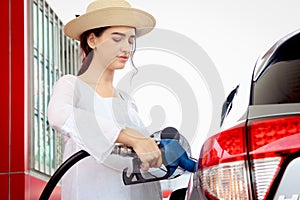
[0, 0, 60, 199]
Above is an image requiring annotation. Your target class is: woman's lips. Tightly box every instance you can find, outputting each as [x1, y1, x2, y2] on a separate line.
[117, 56, 128, 62]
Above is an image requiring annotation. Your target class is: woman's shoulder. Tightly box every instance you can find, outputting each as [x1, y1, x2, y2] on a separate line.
[57, 74, 77, 83]
[53, 74, 78, 87]
[51, 74, 79, 93]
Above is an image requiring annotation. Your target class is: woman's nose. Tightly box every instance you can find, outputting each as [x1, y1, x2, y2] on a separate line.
[120, 42, 133, 53]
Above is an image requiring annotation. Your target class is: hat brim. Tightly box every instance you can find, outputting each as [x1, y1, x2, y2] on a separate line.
[64, 7, 156, 41]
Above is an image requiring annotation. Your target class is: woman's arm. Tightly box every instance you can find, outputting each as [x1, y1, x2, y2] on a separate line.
[116, 127, 162, 170]
[48, 75, 162, 169]
[48, 75, 122, 162]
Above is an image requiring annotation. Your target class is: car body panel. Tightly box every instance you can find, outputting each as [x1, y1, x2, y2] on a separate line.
[248, 104, 300, 120]
[273, 158, 300, 200]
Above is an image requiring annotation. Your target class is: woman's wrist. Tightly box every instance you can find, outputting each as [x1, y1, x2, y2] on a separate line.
[116, 127, 148, 148]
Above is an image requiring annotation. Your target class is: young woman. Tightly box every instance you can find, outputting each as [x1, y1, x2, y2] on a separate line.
[47, 0, 162, 199]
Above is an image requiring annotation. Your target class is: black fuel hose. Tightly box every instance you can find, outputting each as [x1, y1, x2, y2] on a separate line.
[39, 150, 90, 200]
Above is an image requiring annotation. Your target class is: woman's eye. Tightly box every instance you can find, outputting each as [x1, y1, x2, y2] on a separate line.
[112, 37, 122, 42]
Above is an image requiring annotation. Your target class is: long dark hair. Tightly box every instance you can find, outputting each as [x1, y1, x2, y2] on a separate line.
[77, 26, 138, 78]
[77, 27, 109, 76]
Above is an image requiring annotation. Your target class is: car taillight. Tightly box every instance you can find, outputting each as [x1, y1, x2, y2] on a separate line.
[199, 124, 250, 199]
[198, 115, 300, 200]
[248, 115, 300, 199]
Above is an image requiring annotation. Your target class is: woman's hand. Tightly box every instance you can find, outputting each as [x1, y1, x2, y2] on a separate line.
[131, 137, 162, 171]
[116, 128, 162, 171]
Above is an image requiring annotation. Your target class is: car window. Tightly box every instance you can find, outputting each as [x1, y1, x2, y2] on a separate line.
[252, 60, 300, 105]
[252, 32, 300, 105]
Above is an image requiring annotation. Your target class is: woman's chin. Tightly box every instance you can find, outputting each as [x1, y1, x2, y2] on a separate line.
[111, 63, 126, 70]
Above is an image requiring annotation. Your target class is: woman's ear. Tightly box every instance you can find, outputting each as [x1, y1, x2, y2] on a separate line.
[87, 33, 97, 49]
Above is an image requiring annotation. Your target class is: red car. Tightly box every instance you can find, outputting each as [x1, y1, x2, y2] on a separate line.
[173, 28, 300, 200]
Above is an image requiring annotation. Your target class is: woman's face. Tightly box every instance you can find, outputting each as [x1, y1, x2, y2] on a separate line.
[88, 26, 136, 71]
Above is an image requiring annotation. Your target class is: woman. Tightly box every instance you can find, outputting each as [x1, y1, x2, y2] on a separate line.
[47, 0, 162, 199]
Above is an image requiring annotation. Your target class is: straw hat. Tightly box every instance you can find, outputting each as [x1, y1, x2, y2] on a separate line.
[64, 0, 156, 41]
